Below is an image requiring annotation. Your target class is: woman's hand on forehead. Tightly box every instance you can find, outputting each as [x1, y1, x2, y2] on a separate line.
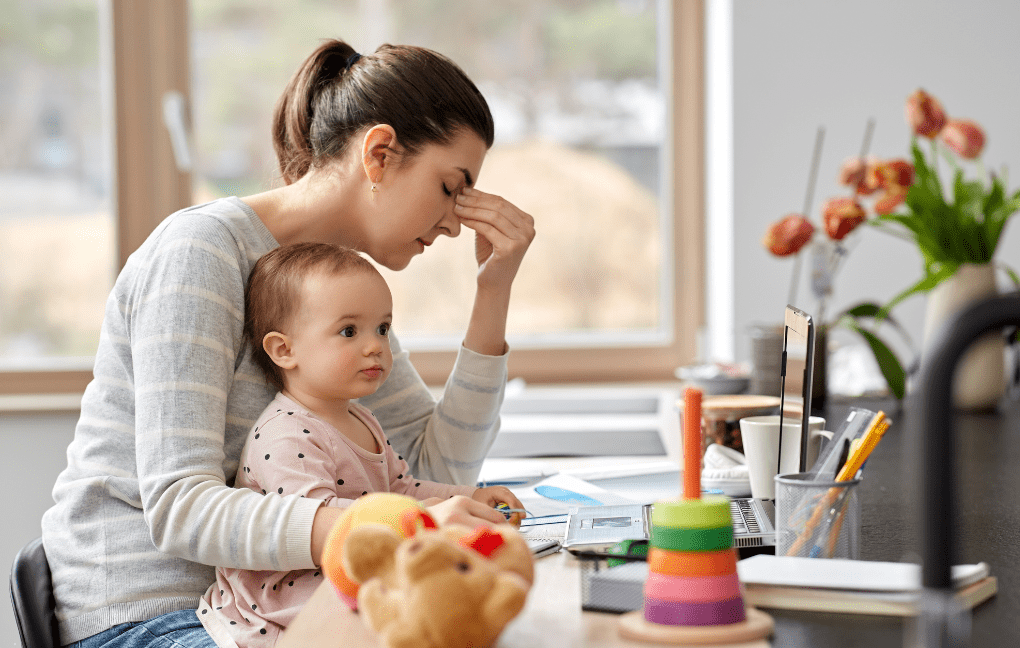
[453, 187, 535, 291]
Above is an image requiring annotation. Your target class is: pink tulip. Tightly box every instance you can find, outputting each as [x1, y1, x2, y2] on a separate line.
[874, 188, 908, 214]
[857, 157, 885, 196]
[822, 197, 867, 241]
[905, 89, 947, 138]
[839, 157, 867, 189]
[940, 119, 985, 159]
[763, 214, 814, 256]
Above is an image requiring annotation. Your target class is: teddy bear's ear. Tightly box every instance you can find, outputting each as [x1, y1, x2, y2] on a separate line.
[342, 523, 401, 584]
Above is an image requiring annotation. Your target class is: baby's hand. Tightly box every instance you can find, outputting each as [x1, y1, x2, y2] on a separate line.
[472, 486, 526, 528]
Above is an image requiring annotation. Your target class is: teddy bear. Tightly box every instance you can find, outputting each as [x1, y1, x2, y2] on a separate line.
[320, 492, 442, 609]
[336, 521, 534, 648]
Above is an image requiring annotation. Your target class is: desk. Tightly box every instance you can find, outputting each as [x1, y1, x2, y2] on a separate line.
[279, 396, 1020, 648]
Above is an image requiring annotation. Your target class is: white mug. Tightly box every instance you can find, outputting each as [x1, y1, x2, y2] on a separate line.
[739, 415, 831, 500]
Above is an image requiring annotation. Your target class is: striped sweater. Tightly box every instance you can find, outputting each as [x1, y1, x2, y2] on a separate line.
[40, 197, 507, 645]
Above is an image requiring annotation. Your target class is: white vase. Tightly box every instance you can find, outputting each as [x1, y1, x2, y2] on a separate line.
[921, 263, 1004, 410]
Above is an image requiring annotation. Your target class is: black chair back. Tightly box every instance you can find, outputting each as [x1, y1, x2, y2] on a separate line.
[9, 537, 60, 648]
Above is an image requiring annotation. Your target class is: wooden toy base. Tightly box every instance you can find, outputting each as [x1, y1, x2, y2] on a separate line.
[618, 606, 773, 646]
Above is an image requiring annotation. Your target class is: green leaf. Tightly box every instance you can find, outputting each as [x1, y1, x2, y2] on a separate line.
[999, 262, 1020, 289]
[985, 192, 1020, 256]
[842, 302, 883, 318]
[877, 263, 960, 320]
[838, 320, 907, 399]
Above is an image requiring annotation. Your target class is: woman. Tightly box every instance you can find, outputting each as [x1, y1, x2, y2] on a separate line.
[42, 39, 534, 648]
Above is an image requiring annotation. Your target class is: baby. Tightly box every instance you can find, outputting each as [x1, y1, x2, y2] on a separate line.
[197, 242, 523, 647]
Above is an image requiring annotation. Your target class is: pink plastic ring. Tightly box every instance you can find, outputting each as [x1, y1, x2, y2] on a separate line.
[644, 572, 742, 603]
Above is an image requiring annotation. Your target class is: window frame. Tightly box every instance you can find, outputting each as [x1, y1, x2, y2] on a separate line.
[0, 0, 704, 396]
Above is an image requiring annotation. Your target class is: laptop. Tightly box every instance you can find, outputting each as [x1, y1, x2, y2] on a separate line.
[561, 498, 777, 553]
[562, 305, 819, 554]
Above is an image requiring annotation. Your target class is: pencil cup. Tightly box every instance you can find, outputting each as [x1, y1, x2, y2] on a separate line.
[775, 472, 861, 560]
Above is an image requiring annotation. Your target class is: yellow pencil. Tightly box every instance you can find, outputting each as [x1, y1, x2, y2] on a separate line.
[836, 416, 890, 482]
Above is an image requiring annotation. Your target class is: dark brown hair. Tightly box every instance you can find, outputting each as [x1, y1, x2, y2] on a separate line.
[244, 242, 381, 390]
[272, 38, 495, 184]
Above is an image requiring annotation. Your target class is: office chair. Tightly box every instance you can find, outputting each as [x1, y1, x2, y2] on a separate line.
[9, 537, 60, 648]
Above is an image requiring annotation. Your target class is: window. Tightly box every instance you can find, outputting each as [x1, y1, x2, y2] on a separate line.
[0, 0, 704, 395]
[0, 1, 110, 374]
[190, 0, 705, 384]
[0, 0, 192, 395]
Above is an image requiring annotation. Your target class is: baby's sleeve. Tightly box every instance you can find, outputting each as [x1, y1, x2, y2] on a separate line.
[244, 413, 355, 508]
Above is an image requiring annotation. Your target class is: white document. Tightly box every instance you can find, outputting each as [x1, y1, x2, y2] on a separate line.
[736, 555, 990, 592]
[511, 473, 637, 519]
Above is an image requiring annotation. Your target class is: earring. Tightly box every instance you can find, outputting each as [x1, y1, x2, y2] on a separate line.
[371, 184, 378, 193]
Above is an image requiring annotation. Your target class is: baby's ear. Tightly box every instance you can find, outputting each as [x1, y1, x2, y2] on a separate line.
[342, 524, 401, 584]
[262, 331, 296, 369]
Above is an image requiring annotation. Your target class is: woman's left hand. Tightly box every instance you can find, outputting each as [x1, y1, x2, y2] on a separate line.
[454, 187, 535, 293]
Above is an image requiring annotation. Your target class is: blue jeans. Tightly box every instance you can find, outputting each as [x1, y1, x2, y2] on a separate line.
[67, 609, 217, 648]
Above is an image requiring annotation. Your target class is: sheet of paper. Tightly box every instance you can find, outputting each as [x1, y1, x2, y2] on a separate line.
[736, 555, 990, 592]
[476, 458, 558, 487]
[510, 473, 637, 519]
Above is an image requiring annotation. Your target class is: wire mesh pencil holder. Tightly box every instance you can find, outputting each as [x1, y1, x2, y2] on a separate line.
[775, 472, 862, 559]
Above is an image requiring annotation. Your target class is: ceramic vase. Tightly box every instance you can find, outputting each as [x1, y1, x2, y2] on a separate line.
[921, 263, 1004, 411]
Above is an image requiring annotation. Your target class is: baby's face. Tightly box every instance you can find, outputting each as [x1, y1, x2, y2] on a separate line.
[284, 269, 393, 400]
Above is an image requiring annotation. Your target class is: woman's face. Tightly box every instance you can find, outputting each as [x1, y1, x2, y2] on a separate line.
[365, 130, 488, 270]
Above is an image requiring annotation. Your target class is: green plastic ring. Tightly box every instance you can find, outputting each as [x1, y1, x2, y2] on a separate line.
[650, 524, 733, 552]
[651, 496, 731, 529]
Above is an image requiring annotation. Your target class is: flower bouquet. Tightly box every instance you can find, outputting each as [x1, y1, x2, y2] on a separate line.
[764, 89, 1020, 402]
[861, 89, 1020, 311]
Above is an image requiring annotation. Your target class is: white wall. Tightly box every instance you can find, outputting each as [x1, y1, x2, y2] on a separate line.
[729, 0, 1020, 366]
[1, 412, 77, 646]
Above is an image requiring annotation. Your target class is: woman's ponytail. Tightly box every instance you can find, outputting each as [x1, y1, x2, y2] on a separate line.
[271, 40, 359, 184]
[271, 38, 494, 185]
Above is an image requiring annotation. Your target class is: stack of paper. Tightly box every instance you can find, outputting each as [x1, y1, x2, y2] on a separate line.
[735, 555, 996, 615]
[583, 556, 996, 616]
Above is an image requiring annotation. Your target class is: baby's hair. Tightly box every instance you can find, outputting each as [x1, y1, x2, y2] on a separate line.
[272, 38, 494, 184]
[244, 242, 381, 390]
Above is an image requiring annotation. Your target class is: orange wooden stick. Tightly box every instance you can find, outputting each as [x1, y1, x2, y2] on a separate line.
[683, 387, 703, 500]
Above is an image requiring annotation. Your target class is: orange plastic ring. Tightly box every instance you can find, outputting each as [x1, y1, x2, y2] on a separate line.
[647, 547, 738, 578]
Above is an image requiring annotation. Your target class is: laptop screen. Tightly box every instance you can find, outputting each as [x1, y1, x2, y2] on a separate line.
[779, 305, 815, 473]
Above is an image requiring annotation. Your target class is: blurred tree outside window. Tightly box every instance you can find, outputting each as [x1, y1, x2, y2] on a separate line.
[0, 0, 112, 369]
[190, 0, 667, 349]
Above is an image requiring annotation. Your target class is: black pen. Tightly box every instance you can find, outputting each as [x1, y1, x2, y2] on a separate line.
[834, 438, 851, 479]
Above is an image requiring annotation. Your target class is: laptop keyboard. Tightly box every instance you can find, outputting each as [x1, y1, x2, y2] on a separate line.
[731, 499, 759, 535]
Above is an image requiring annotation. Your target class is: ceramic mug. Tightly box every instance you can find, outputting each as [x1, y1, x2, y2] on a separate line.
[739, 415, 831, 500]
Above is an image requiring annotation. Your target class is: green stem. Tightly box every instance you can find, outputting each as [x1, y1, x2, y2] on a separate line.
[868, 221, 916, 242]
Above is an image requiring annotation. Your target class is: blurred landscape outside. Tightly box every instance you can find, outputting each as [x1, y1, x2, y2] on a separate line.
[0, 0, 667, 367]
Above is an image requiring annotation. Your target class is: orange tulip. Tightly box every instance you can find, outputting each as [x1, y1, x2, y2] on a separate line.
[905, 89, 947, 138]
[878, 158, 915, 190]
[822, 197, 866, 241]
[857, 157, 884, 196]
[941, 119, 985, 159]
[874, 188, 908, 214]
[763, 214, 814, 256]
[838, 157, 867, 191]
